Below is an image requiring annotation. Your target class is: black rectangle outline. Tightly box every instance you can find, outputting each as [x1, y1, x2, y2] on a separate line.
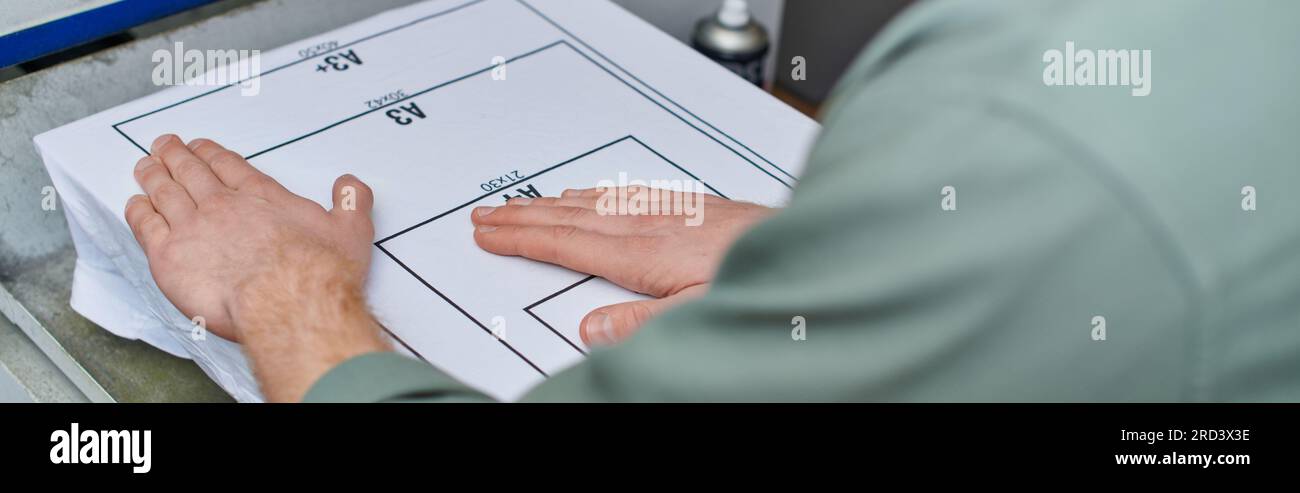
[523, 275, 595, 355]
[110, 0, 796, 186]
[110, 0, 493, 137]
[105, 0, 791, 379]
[377, 135, 726, 374]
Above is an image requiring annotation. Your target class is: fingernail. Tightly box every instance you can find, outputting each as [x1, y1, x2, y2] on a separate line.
[476, 225, 497, 233]
[135, 156, 156, 171]
[585, 312, 614, 346]
[474, 206, 496, 217]
[561, 189, 577, 198]
[510, 198, 532, 205]
[151, 134, 178, 151]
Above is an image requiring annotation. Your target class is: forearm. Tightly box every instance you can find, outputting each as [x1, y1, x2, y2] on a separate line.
[233, 246, 390, 402]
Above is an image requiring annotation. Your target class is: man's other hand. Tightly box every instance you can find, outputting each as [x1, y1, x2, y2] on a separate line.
[471, 187, 773, 347]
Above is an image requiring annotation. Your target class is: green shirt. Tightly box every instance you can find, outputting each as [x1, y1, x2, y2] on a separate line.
[305, 0, 1300, 403]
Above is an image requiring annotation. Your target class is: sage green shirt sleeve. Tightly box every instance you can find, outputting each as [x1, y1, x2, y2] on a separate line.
[305, 0, 1300, 403]
[303, 352, 488, 403]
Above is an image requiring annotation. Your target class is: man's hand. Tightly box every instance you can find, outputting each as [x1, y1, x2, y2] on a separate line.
[125, 135, 388, 401]
[471, 187, 773, 346]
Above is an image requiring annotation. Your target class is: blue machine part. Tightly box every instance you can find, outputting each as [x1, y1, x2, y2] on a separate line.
[0, 0, 219, 68]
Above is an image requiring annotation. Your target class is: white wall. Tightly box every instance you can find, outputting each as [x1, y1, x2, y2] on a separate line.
[609, 0, 783, 85]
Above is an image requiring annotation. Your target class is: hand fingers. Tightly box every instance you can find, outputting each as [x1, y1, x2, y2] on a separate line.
[150, 134, 226, 201]
[580, 284, 707, 346]
[134, 155, 195, 221]
[471, 202, 646, 236]
[473, 224, 647, 281]
[506, 196, 598, 209]
[331, 174, 374, 223]
[186, 138, 265, 190]
[564, 186, 723, 218]
[564, 186, 724, 204]
[124, 194, 170, 254]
